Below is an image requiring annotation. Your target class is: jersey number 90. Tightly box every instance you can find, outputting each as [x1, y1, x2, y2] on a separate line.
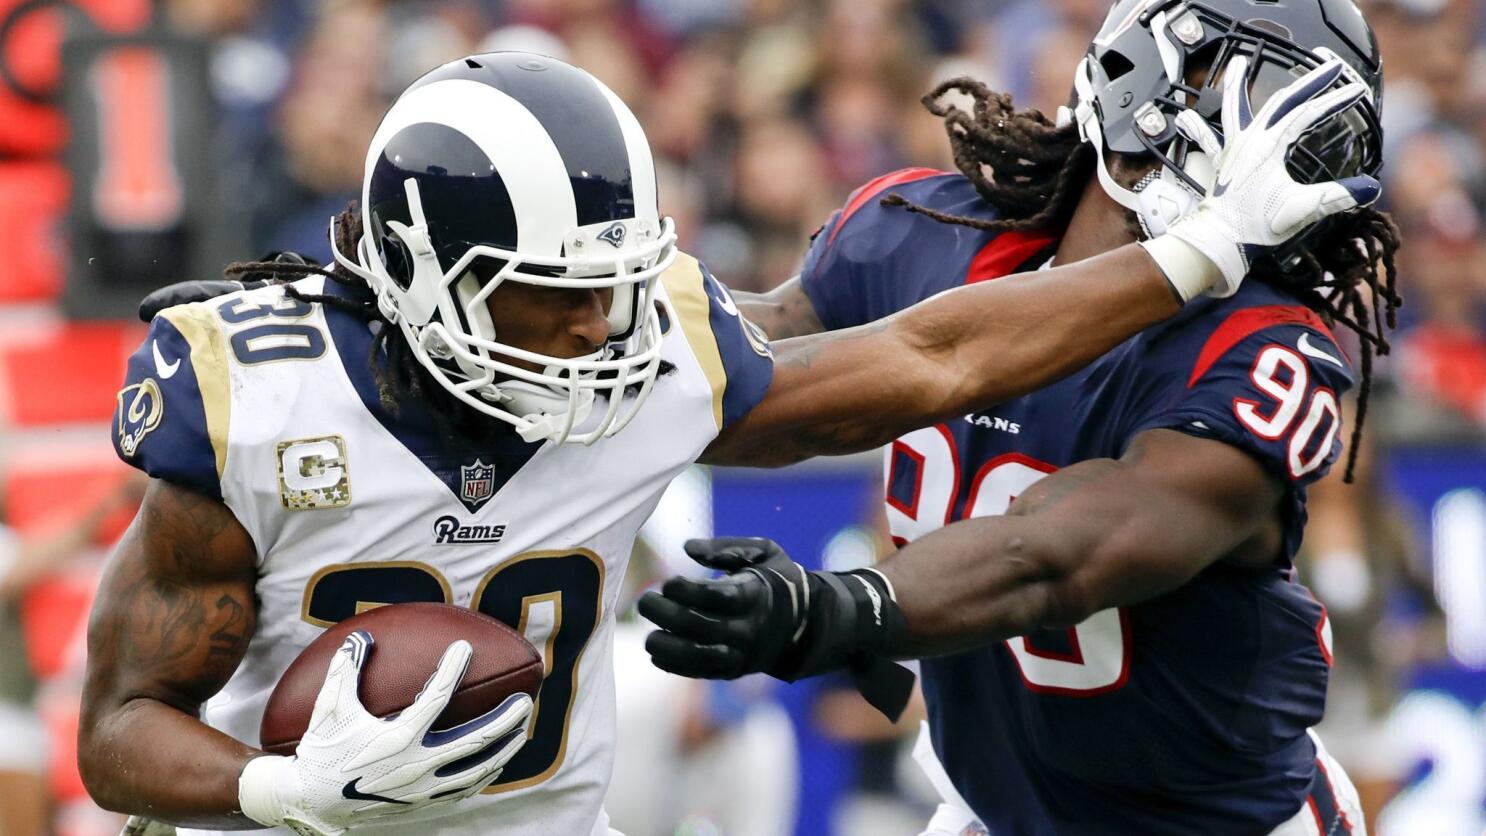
[301, 551, 603, 792]
[1233, 344, 1341, 480]
[884, 427, 1131, 696]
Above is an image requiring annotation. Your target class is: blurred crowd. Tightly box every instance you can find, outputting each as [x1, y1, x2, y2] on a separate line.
[168, 0, 1121, 291]
[169, 0, 1486, 420]
[3, 0, 1486, 834]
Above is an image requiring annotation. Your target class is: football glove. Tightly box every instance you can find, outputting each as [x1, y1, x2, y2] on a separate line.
[639, 537, 915, 721]
[137, 252, 318, 322]
[237, 632, 532, 836]
[1143, 56, 1381, 298]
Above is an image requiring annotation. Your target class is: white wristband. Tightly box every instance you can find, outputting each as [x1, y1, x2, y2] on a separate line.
[238, 754, 292, 827]
[1139, 235, 1220, 303]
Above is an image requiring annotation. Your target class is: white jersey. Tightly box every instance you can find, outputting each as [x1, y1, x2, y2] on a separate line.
[112, 253, 774, 835]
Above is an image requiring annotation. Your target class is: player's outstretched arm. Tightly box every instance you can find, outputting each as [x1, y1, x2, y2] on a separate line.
[643, 429, 1281, 681]
[79, 478, 262, 828]
[871, 429, 1283, 657]
[703, 57, 1379, 468]
[704, 244, 1185, 466]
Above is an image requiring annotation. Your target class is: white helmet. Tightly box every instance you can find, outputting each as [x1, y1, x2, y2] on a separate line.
[333, 51, 677, 444]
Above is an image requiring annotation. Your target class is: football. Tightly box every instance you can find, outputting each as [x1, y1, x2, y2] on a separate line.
[259, 602, 543, 756]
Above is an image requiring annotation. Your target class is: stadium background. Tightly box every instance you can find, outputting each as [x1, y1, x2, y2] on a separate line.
[0, 0, 1481, 834]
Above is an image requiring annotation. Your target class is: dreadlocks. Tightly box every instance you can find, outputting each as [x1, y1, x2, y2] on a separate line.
[887, 77, 1401, 482]
[881, 78, 1095, 243]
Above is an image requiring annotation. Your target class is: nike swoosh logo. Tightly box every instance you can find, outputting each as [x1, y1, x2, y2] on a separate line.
[152, 340, 181, 379]
[342, 779, 409, 805]
[710, 287, 740, 317]
[1297, 333, 1344, 369]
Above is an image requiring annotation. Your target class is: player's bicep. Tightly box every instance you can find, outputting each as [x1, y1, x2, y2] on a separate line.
[882, 431, 1284, 653]
[84, 479, 257, 716]
[1012, 429, 1284, 615]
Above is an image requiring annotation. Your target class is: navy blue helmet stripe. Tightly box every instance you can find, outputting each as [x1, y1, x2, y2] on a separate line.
[410, 53, 635, 228]
[367, 122, 517, 280]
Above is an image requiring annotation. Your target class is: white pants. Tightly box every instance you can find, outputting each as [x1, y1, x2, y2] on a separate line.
[913, 725, 1366, 836]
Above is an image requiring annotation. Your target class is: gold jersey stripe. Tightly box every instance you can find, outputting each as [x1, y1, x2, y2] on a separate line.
[160, 303, 232, 478]
[660, 252, 727, 430]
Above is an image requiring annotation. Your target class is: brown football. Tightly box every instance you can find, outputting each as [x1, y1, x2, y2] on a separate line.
[260, 602, 543, 756]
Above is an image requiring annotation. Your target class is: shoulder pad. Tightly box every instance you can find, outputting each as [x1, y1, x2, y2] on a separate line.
[114, 303, 232, 500]
[1132, 303, 1354, 485]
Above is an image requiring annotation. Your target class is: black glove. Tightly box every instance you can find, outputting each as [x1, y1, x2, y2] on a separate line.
[639, 537, 916, 721]
[137, 252, 320, 322]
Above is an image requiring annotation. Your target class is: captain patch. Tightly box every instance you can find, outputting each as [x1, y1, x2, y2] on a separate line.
[277, 436, 351, 510]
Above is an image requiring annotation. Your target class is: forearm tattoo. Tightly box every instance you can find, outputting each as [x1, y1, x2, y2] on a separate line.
[736, 283, 825, 341]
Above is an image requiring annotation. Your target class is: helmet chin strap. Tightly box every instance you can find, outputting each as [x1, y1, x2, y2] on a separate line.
[1067, 57, 1213, 239]
[1127, 167, 1206, 239]
[498, 375, 596, 442]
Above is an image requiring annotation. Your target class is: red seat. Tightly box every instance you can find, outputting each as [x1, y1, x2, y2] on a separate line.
[0, 319, 143, 426]
[3, 445, 135, 763]
[3, 445, 140, 805]
[0, 161, 67, 303]
[41, 688, 88, 802]
[1, 440, 134, 538]
[22, 568, 98, 682]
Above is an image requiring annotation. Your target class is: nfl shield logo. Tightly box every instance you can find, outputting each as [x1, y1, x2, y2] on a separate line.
[460, 459, 496, 507]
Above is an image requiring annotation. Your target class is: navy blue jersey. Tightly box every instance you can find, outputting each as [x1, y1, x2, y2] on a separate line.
[802, 170, 1355, 834]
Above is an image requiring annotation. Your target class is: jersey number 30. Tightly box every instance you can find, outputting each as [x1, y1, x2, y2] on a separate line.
[301, 551, 602, 792]
[885, 429, 1131, 696]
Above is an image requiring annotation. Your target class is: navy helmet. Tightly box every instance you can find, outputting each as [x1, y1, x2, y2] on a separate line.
[334, 52, 677, 444]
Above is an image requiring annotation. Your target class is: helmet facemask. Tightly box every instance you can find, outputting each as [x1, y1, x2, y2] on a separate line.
[334, 176, 679, 446]
[1067, 0, 1383, 250]
[1065, 57, 1217, 239]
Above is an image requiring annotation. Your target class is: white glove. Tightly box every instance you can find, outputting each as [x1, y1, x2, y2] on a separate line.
[1143, 55, 1381, 298]
[238, 632, 534, 836]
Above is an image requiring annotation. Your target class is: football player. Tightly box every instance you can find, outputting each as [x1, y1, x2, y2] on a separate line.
[642, 2, 1394, 834]
[79, 47, 1372, 836]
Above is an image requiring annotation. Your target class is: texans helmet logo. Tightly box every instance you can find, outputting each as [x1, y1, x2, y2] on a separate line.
[597, 222, 627, 248]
